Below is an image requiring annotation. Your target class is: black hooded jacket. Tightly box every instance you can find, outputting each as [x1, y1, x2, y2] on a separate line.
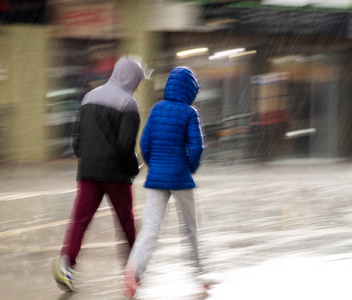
[73, 56, 145, 183]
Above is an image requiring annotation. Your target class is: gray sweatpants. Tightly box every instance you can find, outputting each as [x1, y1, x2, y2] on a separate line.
[128, 188, 201, 281]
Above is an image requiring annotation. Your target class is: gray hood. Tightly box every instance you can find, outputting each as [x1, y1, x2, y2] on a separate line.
[108, 56, 146, 94]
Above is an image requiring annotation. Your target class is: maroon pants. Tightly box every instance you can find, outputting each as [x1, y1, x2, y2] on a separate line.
[60, 180, 136, 266]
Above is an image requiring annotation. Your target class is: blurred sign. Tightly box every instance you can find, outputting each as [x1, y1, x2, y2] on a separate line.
[238, 9, 347, 35]
[202, 6, 348, 36]
[250, 73, 289, 126]
[262, 0, 320, 6]
[146, 2, 201, 31]
[262, 0, 352, 8]
[48, 3, 126, 39]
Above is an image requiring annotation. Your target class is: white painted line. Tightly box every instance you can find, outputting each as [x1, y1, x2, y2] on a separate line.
[0, 204, 145, 238]
[0, 240, 127, 254]
[0, 189, 77, 201]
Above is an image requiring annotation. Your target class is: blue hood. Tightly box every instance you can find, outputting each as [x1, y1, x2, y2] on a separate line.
[164, 67, 200, 105]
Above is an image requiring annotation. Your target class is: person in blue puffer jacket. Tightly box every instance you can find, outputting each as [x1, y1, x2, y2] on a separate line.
[123, 66, 205, 297]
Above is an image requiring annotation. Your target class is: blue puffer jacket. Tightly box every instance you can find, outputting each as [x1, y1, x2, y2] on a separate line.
[140, 67, 204, 190]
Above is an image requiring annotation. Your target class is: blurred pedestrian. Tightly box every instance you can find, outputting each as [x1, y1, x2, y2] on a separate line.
[123, 66, 206, 297]
[53, 55, 149, 292]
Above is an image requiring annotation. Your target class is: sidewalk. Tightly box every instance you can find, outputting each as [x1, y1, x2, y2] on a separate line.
[0, 158, 77, 194]
[1, 158, 352, 299]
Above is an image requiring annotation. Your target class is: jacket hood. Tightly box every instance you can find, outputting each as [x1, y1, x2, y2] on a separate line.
[108, 56, 146, 94]
[164, 67, 200, 105]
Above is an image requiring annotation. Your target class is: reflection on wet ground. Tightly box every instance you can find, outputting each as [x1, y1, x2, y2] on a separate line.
[1, 159, 352, 299]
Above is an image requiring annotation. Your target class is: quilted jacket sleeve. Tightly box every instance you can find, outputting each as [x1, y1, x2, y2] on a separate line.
[187, 108, 204, 173]
[140, 111, 152, 165]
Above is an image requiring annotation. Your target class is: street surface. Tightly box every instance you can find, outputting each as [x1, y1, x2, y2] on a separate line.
[1, 159, 352, 299]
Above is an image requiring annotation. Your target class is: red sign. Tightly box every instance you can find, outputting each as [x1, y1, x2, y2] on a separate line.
[49, 4, 126, 39]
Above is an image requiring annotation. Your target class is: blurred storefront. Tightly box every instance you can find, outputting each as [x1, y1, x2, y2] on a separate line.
[1, 0, 352, 162]
[150, 0, 352, 161]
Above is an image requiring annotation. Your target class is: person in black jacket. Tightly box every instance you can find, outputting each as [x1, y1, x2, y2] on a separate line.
[53, 55, 149, 293]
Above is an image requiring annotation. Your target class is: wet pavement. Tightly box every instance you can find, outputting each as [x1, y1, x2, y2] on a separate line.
[1, 158, 352, 299]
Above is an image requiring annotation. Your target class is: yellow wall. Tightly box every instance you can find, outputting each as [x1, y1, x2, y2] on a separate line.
[5, 25, 48, 162]
[0, 28, 11, 162]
